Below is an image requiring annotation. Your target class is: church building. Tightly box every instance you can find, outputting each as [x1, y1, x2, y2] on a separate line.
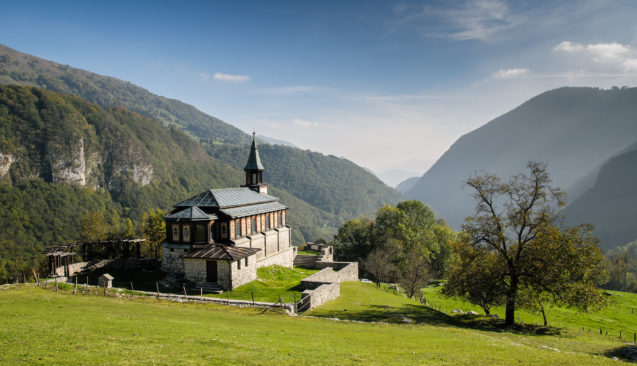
[161, 133, 295, 290]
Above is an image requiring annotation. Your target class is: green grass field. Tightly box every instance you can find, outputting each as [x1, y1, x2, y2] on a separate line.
[0, 283, 635, 365]
[206, 265, 318, 303]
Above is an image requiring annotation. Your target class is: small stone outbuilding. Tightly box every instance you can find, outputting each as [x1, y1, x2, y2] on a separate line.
[98, 273, 114, 288]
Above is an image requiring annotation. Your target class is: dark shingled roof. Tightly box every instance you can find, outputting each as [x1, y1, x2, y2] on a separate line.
[175, 187, 277, 209]
[184, 245, 261, 261]
[165, 206, 217, 221]
[220, 201, 287, 218]
[244, 133, 264, 171]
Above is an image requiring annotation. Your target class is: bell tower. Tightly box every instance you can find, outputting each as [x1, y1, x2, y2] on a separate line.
[243, 132, 268, 194]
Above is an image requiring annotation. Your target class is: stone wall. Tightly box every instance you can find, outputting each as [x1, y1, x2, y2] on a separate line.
[184, 258, 207, 284]
[256, 247, 295, 269]
[315, 261, 359, 282]
[229, 255, 257, 289]
[161, 244, 189, 273]
[298, 283, 340, 312]
[296, 261, 359, 311]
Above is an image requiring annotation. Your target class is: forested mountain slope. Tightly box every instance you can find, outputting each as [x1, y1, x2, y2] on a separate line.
[0, 85, 340, 278]
[563, 141, 637, 249]
[207, 143, 401, 220]
[404, 87, 637, 242]
[0, 44, 248, 145]
[0, 43, 399, 231]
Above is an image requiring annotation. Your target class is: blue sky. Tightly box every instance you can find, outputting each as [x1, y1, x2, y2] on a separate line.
[2, 0, 637, 183]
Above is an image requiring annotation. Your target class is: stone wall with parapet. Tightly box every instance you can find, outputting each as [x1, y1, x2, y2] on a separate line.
[298, 282, 340, 312]
[315, 261, 359, 282]
[296, 261, 358, 311]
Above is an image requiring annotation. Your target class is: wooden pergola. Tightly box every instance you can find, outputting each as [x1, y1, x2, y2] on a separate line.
[43, 239, 146, 276]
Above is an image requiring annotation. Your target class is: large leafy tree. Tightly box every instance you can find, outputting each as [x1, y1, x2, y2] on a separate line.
[450, 162, 607, 326]
[142, 209, 166, 259]
[334, 200, 453, 286]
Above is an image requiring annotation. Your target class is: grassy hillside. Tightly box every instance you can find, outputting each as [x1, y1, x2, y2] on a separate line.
[0, 285, 633, 365]
[405, 87, 637, 241]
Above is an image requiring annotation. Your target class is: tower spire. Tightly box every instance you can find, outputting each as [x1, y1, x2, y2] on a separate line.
[243, 131, 267, 194]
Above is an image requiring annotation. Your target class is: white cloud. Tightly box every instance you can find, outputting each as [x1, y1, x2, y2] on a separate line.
[554, 41, 637, 71]
[292, 118, 318, 128]
[491, 68, 530, 80]
[213, 72, 251, 82]
[196, 72, 211, 80]
[261, 85, 316, 95]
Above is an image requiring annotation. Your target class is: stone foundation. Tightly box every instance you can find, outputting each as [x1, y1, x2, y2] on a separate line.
[184, 253, 258, 290]
[161, 243, 190, 273]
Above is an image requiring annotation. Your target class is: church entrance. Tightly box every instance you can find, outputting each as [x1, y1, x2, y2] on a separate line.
[206, 260, 217, 282]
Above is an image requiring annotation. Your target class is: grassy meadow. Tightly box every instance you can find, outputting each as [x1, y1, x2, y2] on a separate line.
[206, 265, 318, 303]
[0, 283, 635, 365]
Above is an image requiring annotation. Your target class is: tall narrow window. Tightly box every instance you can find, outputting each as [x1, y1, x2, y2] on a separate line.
[221, 223, 227, 239]
[238, 260, 242, 270]
[183, 225, 190, 242]
[251, 216, 257, 234]
[235, 219, 241, 238]
[265, 215, 270, 230]
[172, 225, 179, 242]
[251, 173, 257, 184]
[278, 211, 283, 227]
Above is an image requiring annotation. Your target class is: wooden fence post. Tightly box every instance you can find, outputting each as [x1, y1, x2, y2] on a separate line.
[103, 285, 106, 297]
[130, 282, 134, 299]
[251, 292, 255, 305]
[294, 293, 297, 313]
[73, 277, 77, 295]
[156, 282, 160, 298]
[183, 286, 188, 298]
[200, 287, 203, 301]
[227, 289, 230, 305]
[55, 277, 58, 292]
[32, 269, 39, 286]
[85, 277, 88, 294]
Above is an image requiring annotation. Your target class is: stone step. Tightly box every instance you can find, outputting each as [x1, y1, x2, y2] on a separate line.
[196, 282, 224, 294]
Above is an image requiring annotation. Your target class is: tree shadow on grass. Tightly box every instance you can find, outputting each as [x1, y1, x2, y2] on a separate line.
[604, 346, 637, 363]
[311, 303, 560, 336]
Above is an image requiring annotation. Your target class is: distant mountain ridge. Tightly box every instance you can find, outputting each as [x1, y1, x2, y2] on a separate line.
[0, 44, 249, 145]
[404, 87, 637, 249]
[563, 140, 637, 249]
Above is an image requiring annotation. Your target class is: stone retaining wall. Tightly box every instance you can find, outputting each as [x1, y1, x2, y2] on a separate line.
[256, 246, 295, 269]
[296, 261, 358, 311]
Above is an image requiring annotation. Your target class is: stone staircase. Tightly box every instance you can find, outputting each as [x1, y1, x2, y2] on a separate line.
[196, 282, 224, 294]
[293, 255, 319, 268]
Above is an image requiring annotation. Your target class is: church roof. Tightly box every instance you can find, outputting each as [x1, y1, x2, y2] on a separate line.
[244, 133, 264, 171]
[165, 206, 217, 221]
[220, 201, 287, 218]
[175, 187, 278, 209]
[184, 245, 261, 261]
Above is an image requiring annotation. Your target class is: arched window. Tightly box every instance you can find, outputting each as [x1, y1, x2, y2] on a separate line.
[172, 225, 179, 242]
[183, 225, 190, 242]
